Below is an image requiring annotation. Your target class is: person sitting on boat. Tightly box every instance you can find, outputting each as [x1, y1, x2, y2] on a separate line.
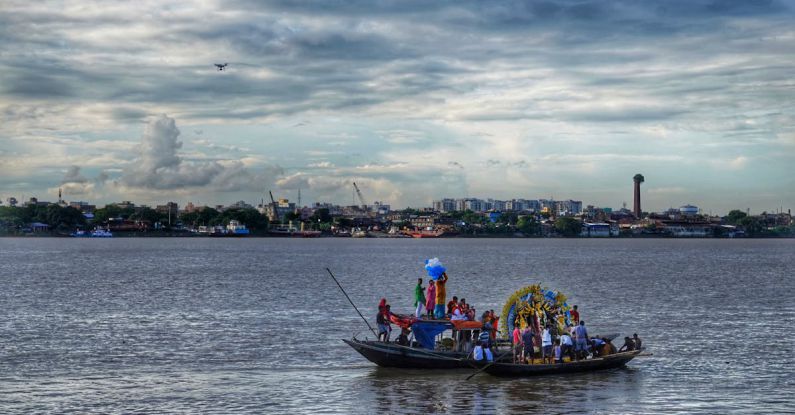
[466, 307, 476, 321]
[574, 320, 589, 360]
[591, 337, 606, 357]
[560, 329, 574, 362]
[447, 296, 459, 315]
[396, 328, 411, 346]
[459, 298, 470, 314]
[434, 272, 448, 319]
[541, 324, 553, 364]
[425, 280, 436, 318]
[414, 278, 426, 319]
[619, 336, 635, 353]
[633, 333, 643, 350]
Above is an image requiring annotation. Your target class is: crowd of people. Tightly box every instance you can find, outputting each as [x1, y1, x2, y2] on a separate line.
[375, 275, 643, 365]
[378, 274, 499, 348]
[508, 316, 644, 364]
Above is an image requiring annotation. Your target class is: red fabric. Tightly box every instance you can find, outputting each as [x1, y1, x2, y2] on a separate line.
[389, 313, 418, 329]
[451, 320, 482, 330]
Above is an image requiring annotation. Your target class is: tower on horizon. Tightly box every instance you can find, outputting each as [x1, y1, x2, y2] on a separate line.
[633, 174, 644, 218]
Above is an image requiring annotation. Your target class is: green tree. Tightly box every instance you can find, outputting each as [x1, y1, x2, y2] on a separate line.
[196, 207, 221, 226]
[516, 216, 540, 236]
[738, 216, 764, 236]
[726, 210, 747, 225]
[554, 217, 582, 237]
[130, 207, 160, 224]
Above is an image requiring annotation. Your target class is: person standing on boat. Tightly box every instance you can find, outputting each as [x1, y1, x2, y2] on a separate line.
[570, 305, 580, 326]
[553, 339, 563, 364]
[574, 320, 589, 360]
[376, 305, 388, 342]
[633, 333, 643, 350]
[521, 326, 535, 364]
[383, 305, 393, 342]
[512, 322, 522, 362]
[425, 280, 436, 318]
[434, 272, 448, 319]
[541, 324, 553, 364]
[414, 278, 426, 318]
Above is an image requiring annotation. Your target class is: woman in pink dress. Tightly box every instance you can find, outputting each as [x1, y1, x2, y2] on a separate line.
[425, 280, 436, 318]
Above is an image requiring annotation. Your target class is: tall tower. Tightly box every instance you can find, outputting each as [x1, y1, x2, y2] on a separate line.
[633, 174, 644, 218]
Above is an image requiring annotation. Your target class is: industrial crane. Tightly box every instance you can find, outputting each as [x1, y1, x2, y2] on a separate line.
[352, 182, 367, 210]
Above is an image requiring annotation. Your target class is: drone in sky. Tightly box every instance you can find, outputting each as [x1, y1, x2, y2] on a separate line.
[214, 63, 228, 71]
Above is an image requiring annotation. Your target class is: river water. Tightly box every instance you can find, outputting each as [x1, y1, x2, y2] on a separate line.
[0, 238, 792, 414]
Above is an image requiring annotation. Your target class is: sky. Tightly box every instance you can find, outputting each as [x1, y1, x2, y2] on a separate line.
[1, 0, 794, 214]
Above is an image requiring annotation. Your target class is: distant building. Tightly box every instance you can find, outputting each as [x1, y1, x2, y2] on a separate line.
[69, 201, 96, 213]
[115, 201, 136, 210]
[228, 200, 254, 210]
[433, 198, 456, 213]
[679, 205, 699, 216]
[581, 222, 612, 237]
[156, 202, 179, 219]
[264, 198, 296, 222]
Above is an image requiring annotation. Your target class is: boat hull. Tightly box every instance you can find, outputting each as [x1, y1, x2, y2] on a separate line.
[483, 350, 642, 377]
[343, 339, 475, 369]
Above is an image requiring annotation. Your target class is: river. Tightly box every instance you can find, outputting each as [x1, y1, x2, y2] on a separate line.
[0, 238, 792, 414]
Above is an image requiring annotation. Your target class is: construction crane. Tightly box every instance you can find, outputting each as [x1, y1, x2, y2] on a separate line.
[352, 182, 367, 210]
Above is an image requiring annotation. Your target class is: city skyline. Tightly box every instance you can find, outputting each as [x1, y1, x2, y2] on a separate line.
[2, 1, 794, 213]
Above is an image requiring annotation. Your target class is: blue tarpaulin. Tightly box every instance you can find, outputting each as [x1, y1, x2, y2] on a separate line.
[410, 321, 453, 349]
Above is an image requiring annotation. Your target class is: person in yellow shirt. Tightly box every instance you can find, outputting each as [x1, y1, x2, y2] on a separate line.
[434, 272, 448, 319]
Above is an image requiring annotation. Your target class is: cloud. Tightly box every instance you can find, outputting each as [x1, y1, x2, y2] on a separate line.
[119, 114, 281, 191]
[1, 1, 794, 212]
[307, 161, 335, 168]
[56, 165, 108, 196]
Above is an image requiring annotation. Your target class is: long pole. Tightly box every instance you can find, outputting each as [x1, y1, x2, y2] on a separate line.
[325, 268, 378, 338]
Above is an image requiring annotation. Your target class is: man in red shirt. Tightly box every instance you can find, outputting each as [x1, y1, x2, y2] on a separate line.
[570, 305, 580, 326]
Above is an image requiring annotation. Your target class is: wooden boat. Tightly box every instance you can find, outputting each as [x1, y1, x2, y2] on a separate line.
[342, 338, 481, 369]
[482, 349, 643, 377]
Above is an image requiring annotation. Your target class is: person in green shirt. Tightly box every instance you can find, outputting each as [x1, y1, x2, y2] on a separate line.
[414, 277, 426, 318]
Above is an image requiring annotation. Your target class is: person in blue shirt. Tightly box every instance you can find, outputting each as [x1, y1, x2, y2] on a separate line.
[574, 320, 589, 360]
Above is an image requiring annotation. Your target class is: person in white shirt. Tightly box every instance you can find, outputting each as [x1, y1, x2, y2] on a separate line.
[473, 342, 484, 361]
[560, 331, 574, 362]
[541, 325, 553, 364]
[473, 341, 493, 362]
